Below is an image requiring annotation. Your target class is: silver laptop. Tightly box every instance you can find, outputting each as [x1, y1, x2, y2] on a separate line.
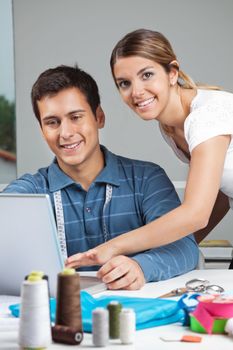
[0, 193, 106, 297]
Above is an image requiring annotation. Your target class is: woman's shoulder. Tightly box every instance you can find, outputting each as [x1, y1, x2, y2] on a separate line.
[184, 89, 233, 151]
[191, 89, 233, 111]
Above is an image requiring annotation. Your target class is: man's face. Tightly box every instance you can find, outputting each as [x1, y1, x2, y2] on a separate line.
[38, 87, 104, 174]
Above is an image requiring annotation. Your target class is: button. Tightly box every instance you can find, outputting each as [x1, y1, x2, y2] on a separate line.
[86, 207, 91, 213]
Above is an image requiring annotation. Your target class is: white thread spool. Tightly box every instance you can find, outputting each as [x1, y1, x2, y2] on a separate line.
[18, 277, 52, 348]
[225, 317, 233, 336]
[92, 307, 109, 347]
[119, 308, 136, 344]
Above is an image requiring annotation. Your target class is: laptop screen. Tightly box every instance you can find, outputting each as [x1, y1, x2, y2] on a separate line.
[0, 194, 64, 296]
[0, 193, 106, 296]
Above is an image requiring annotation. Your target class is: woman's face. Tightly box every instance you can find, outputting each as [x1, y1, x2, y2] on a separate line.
[113, 56, 176, 121]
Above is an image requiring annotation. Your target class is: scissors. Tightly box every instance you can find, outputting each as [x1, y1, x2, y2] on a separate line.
[159, 278, 225, 298]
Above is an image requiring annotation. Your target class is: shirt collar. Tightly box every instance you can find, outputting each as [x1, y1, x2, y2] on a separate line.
[95, 146, 120, 186]
[47, 145, 120, 192]
[48, 160, 75, 192]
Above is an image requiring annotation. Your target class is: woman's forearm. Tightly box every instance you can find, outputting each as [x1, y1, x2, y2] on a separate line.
[194, 191, 230, 243]
[108, 203, 208, 256]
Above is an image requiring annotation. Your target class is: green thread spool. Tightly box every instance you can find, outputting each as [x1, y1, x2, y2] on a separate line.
[107, 301, 122, 339]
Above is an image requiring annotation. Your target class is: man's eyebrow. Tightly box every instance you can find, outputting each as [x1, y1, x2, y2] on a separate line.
[65, 109, 86, 116]
[41, 115, 58, 122]
[42, 109, 86, 121]
[115, 66, 154, 81]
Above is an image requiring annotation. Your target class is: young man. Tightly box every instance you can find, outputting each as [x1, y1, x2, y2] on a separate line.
[3, 65, 198, 290]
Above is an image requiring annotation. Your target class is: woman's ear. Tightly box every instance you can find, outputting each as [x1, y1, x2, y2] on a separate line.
[96, 105, 105, 129]
[169, 60, 179, 86]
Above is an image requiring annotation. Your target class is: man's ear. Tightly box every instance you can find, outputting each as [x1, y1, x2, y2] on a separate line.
[169, 60, 179, 86]
[96, 105, 105, 129]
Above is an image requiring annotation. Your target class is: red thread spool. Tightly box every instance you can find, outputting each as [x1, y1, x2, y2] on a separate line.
[52, 269, 83, 345]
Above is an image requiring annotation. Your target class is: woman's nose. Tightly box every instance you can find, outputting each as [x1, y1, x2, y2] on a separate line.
[131, 81, 145, 98]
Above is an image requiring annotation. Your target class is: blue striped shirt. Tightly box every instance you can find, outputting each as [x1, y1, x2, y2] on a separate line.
[3, 146, 198, 282]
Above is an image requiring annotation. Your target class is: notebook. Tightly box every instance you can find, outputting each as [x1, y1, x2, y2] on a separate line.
[0, 193, 106, 297]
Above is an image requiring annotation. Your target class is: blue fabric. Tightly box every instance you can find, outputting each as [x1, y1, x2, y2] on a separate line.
[177, 293, 200, 326]
[3, 145, 198, 281]
[9, 291, 184, 332]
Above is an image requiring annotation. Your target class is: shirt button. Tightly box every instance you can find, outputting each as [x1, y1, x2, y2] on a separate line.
[86, 207, 91, 213]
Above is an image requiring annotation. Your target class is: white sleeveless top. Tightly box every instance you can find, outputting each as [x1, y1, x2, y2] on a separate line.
[160, 89, 233, 208]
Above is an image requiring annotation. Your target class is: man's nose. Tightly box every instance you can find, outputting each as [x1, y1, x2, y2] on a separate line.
[60, 119, 74, 139]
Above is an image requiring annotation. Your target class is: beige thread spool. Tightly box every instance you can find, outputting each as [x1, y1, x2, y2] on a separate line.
[92, 307, 109, 347]
[119, 308, 136, 344]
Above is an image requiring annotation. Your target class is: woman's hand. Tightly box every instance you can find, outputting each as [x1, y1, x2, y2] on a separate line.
[65, 242, 118, 269]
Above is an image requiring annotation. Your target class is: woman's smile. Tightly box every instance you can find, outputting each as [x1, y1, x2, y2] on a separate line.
[135, 96, 156, 109]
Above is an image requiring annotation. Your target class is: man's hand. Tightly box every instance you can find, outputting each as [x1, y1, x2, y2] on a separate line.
[97, 256, 145, 290]
[65, 242, 118, 268]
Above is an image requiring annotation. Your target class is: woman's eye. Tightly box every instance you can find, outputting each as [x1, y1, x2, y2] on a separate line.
[143, 72, 153, 80]
[118, 80, 130, 89]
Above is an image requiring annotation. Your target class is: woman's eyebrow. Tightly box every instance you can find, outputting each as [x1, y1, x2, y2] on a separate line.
[115, 66, 154, 81]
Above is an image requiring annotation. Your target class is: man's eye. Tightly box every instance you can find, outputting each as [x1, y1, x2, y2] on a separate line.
[45, 119, 59, 126]
[71, 115, 82, 121]
[118, 80, 130, 89]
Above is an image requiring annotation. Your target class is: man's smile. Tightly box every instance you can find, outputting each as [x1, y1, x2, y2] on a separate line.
[60, 141, 83, 150]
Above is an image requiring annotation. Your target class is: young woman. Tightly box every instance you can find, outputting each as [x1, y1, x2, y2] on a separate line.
[66, 28, 233, 272]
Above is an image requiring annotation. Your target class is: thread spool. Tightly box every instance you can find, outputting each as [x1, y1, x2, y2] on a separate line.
[225, 317, 233, 335]
[25, 271, 50, 297]
[52, 268, 83, 345]
[107, 301, 122, 339]
[119, 308, 136, 344]
[92, 307, 109, 347]
[18, 273, 51, 349]
[25, 270, 45, 279]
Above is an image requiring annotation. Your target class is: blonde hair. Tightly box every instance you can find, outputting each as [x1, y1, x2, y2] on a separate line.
[110, 29, 220, 135]
[110, 29, 220, 90]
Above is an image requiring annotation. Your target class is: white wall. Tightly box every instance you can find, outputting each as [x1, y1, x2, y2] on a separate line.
[0, 159, 16, 183]
[13, 0, 233, 179]
[11, 0, 233, 242]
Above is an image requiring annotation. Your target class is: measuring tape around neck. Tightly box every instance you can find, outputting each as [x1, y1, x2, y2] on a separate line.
[102, 184, 112, 241]
[53, 190, 68, 261]
[53, 184, 113, 259]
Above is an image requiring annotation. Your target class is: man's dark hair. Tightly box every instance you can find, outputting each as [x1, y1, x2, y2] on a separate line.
[31, 65, 101, 124]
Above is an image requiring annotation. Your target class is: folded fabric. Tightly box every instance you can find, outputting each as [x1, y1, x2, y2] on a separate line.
[177, 293, 200, 326]
[9, 291, 184, 332]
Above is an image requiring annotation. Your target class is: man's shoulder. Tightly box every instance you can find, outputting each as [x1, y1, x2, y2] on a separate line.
[114, 153, 165, 176]
[103, 146, 169, 182]
[20, 164, 51, 181]
[115, 153, 161, 169]
[3, 165, 51, 193]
